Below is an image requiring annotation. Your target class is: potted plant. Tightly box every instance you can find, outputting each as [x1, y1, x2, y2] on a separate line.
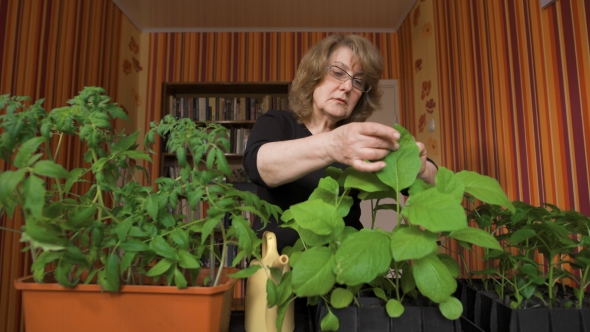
[0, 87, 280, 332]
[464, 200, 590, 332]
[264, 124, 515, 332]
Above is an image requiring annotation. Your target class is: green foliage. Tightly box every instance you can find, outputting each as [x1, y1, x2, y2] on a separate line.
[468, 199, 590, 309]
[269, 125, 513, 328]
[0, 87, 281, 291]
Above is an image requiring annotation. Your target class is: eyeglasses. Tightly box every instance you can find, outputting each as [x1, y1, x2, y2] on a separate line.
[326, 65, 372, 92]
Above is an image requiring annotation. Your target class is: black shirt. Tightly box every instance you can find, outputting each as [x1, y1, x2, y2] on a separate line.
[243, 109, 362, 253]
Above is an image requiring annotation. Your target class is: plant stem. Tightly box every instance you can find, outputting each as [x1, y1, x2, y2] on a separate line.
[548, 260, 554, 308]
[209, 232, 215, 286]
[52, 133, 64, 162]
[578, 266, 589, 309]
[213, 221, 227, 287]
[371, 199, 376, 230]
[393, 261, 401, 301]
[0, 226, 22, 233]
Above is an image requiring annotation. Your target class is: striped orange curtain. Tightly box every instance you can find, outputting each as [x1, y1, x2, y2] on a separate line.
[0, 1, 122, 331]
[398, 0, 590, 275]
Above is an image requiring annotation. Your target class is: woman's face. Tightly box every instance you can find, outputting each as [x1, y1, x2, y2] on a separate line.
[312, 46, 364, 126]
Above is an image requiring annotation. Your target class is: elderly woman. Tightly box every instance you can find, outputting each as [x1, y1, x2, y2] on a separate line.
[243, 33, 437, 253]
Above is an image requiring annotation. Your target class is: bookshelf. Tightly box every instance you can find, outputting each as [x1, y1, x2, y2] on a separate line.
[159, 82, 290, 310]
[159, 82, 290, 180]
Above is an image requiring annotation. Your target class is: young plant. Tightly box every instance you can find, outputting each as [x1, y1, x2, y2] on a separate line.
[469, 201, 590, 309]
[0, 87, 280, 291]
[270, 124, 515, 331]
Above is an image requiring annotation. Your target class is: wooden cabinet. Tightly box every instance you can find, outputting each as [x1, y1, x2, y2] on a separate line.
[159, 82, 290, 180]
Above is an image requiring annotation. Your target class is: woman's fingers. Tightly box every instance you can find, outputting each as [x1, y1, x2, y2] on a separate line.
[331, 122, 401, 170]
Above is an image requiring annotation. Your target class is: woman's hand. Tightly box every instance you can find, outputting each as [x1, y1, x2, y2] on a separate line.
[416, 141, 437, 185]
[328, 122, 400, 172]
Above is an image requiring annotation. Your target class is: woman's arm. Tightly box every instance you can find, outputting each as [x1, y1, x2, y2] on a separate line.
[244, 111, 437, 189]
[254, 122, 400, 188]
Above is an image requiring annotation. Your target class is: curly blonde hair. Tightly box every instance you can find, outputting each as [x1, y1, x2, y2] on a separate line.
[288, 34, 384, 127]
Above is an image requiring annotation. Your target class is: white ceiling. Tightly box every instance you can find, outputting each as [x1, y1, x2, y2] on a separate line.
[113, 0, 417, 33]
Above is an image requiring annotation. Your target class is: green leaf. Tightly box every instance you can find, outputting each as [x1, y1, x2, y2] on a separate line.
[227, 265, 263, 279]
[325, 166, 343, 181]
[114, 218, 133, 241]
[23, 175, 46, 219]
[119, 240, 150, 252]
[121, 150, 152, 162]
[291, 247, 336, 297]
[386, 299, 405, 318]
[54, 259, 73, 287]
[65, 206, 97, 229]
[30, 251, 63, 271]
[120, 251, 136, 274]
[158, 210, 176, 228]
[14, 136, 45, 168]
[216, 148, 231, 176]
[509, 228, 536, 244]
[63, 246, 88, 266]
[276, 300, 292, 332]
[0, 169, 26, 216]
[437, 254, 461, 277]
[98, 253, 120, 292]
[232, 216, 255, 254]
[337, 195, 354, 217]
[343, 168, 391, 192]
[149, 236, 178, 260]
[290, 200, 344, 236]
[390, 226, 438, 261]
[128, 226, 148, 237]
[296, 227, 334, 247]
[170, 228, 189, 249]
[439, 297, 463, 320]
[372, 287, 388, 302]
[111, 130, 140, 153]
[330, 288, 353, 309]
[146, 194, 159, 220]
[376, 126, 421, 192]
[206, 147, 215, 170]
[33, 160, 69, 178]
[402, 189, 466, 232]
[276, 271, 293, 306]
[178, 249, 200, 269]
[449, 227, 502, 250]
[518, 278, 536, 299]
[174, 268, 188, 289]
[316, 176, 340, 196]
[64, 168, 84, 193]
[400, 265, 416, 294]
[408, 178, 432, 196]
[455, 170, 515, 212]
[434, 167, 464, 203]
[320, 310, 339, 332]
[266, 278, 278, 307]
[334, 229, 391, 285]
[146, 258, 174, 277]
[413, 254, 456, 303]
[22, 222, 64, 246]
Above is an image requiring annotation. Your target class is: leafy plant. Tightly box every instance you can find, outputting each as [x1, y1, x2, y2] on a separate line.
[267, 124, 515, 331]
[469, 200, 590, 309]
[0, 87, 280, 291]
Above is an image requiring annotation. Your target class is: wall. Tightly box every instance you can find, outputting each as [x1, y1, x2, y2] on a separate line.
[0, 1, 122, 330]
[401, 0, 443, 167]
[399, 0, 590, 273]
